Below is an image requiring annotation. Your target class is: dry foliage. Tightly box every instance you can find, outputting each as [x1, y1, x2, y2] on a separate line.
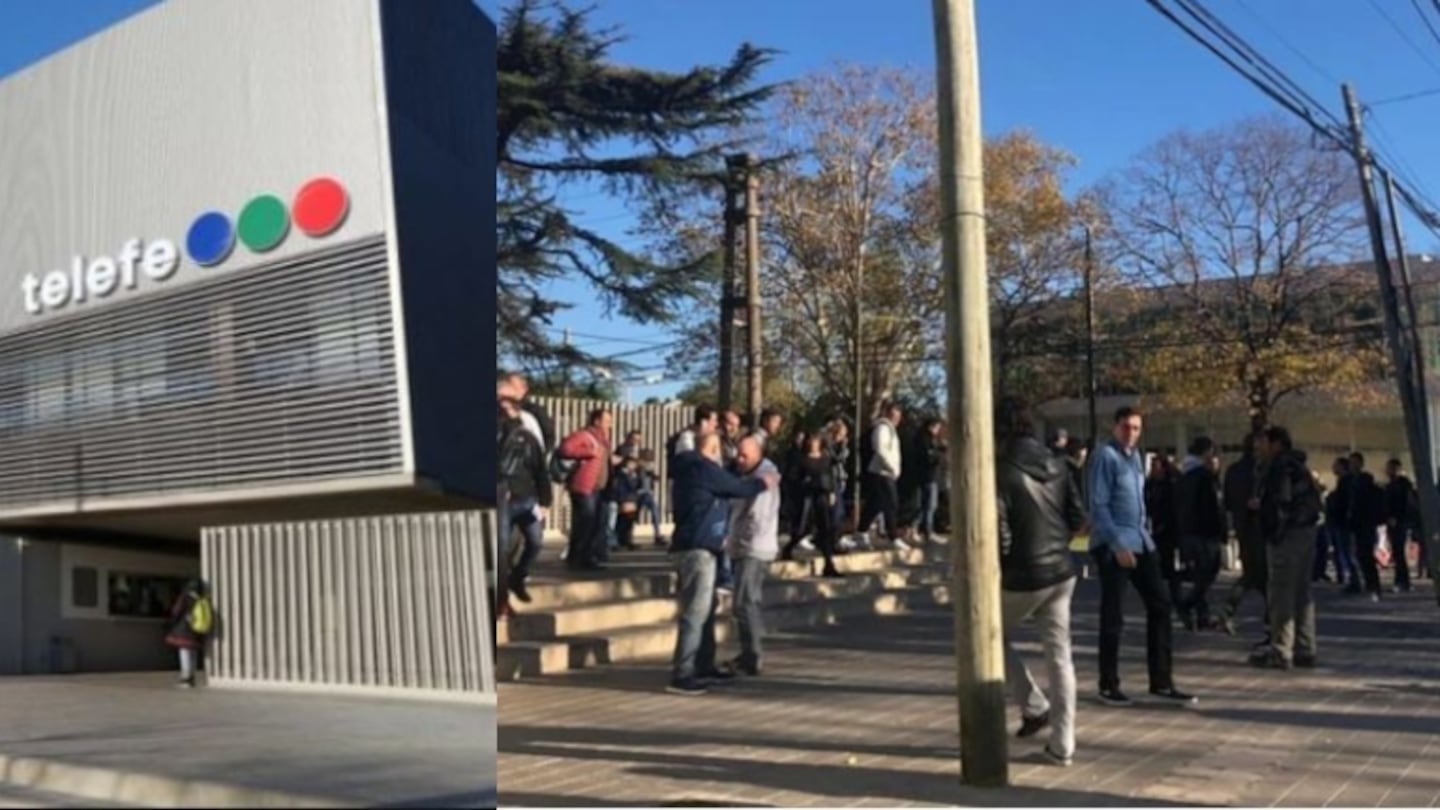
[1103, 115, 1385, 429]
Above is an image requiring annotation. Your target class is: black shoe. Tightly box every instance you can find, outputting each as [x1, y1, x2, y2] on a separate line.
[1249, 649, 1292, 670]
[779, 549, 795, 562]
[654, 536, 668, 547]
[698, 668, 738, 684]
[1294, 654, 1317, 669]
[1017, 712, 1050, 738]
[1098, 688, 1132, 707]
[821, 567, 845, 579]
[508, 577, 533, 604]
[730, 657, 761, 677]
[578, 561, 607, 572]
[666, 678, 709, 696]
[1149, 687, 1199, 705]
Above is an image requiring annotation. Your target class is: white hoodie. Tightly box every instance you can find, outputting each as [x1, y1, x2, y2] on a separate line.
[867, 419, 902, 480]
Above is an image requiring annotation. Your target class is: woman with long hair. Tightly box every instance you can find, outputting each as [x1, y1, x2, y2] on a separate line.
[781, 433, 843, 578]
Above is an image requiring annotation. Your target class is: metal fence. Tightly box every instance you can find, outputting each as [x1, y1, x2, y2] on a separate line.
[200, 510, 494, 699]
[533, 396, 691, 535]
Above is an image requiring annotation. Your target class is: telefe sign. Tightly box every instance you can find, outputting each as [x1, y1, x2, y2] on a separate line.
[21, 177, 350, 317]
[23, 239, 179, 315]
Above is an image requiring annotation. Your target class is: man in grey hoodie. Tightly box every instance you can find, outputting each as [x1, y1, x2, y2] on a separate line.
[726, 436, 781, 676]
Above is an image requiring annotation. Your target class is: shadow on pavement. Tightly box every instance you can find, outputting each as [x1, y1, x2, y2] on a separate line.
[499, 725, 1195, 807]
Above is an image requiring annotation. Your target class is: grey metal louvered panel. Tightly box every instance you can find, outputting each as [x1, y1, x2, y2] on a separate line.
[0, 236, 404, 509]
[200, 510, 494, 698]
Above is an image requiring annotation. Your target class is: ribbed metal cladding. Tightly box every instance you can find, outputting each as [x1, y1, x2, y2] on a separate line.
[0, 236, 403, 509]
[200, 510, 494, 696]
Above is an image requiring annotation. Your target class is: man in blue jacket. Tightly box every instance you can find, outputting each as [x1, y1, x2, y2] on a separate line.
[1088, 406, 1197, 707]
[667, 433, 777, 696]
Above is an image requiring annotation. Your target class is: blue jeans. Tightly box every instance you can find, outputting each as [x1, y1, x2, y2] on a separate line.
[1318, 525, 1358, 586]
[637, 491, 662, 538]
[671, 550, 718, 682]
[921, 482, 941, 538]
[506, 497, 545, 582]
[604, 500, 619, 553]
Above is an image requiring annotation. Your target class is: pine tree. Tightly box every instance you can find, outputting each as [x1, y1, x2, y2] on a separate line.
[497, 0, 775, 365]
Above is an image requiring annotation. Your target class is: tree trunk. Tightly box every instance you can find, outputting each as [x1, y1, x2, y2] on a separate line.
[1246, 374, 1270, 433]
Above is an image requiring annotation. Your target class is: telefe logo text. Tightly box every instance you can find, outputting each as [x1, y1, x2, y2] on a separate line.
[22, 177, 350, 317]
[23, 239, 179, 315]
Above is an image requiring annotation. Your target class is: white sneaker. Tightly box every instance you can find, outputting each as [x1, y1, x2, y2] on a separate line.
[799, 538, 815, 551]
[838, 536, 859, 552]
[892, 538, 916, 552]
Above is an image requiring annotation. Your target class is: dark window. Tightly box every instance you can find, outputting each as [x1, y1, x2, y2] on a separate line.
[107, 573, 187, 619]
[71, 567, 99, 608]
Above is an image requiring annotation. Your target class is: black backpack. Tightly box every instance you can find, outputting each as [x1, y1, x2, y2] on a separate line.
[547, 451, 577, 486]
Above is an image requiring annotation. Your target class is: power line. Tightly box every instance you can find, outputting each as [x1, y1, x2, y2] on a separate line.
[1229, 0, 1339, 85]
[541, 326, 677, 348]
[1366, 0, 1440, 80]
[1147, 0, 1440, 245]
[1369, 86, 1440, 107]
[1146, 0, 1345, 143]
[1411, 0, 1440, 55]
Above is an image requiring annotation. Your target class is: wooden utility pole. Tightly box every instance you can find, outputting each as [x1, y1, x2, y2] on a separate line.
[1083, 226, 1099, 447]
[1343, 84, 1440, 601]
[932, 0, 1008, 787]
[719, 158, 744, 412]
[743, 153, 764, 420]
[561, 328, 572, 398]
[1382, 169, 1440, 593]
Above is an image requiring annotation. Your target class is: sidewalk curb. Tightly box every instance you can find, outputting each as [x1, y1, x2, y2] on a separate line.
[0, 754, 358, 808]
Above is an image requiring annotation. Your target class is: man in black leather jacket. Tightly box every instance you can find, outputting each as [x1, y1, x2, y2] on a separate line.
[996, 397, 1086, 767]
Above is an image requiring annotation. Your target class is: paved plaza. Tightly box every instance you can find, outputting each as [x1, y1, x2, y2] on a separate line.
[499, 572, 1440, 807]
[0, 674, 494, 807]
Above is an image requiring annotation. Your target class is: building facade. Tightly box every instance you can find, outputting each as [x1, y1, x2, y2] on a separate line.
[0, 0, 494, 685]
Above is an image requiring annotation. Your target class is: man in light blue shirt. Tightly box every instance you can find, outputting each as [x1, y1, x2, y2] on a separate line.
[1088, 406, 1196, 707]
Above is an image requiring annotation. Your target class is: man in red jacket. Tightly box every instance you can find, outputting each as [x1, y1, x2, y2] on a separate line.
[559, 409, 614, 570]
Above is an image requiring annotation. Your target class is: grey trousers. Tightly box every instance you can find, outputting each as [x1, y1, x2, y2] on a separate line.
[1267, 526, 1318, 662]
[732, 556, 769, 669]
[671, 550, 718, 682]
[1002, 577, 1077, 759]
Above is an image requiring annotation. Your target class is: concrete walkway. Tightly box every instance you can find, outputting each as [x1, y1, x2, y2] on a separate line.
[498, 571, 1440, 807]
[0, 674, 494, 808]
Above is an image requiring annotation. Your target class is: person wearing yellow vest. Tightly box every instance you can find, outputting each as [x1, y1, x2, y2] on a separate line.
[165, 579, 214, 688]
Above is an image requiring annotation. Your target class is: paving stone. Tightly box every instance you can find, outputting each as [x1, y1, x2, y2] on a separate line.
[500, 572, 1440, 807]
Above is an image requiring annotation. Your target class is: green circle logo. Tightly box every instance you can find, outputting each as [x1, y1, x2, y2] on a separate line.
[236, 194, 290, 253]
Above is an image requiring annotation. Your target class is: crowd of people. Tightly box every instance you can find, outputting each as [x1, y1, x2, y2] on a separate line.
[999, 402, 1431, 766]
[497, 371, 1432, 763]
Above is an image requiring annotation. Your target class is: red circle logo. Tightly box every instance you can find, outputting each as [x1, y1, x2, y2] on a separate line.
[292, 177, 350, 238]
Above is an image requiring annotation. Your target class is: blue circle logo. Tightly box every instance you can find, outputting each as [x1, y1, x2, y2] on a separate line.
[187, 212, 235, 267]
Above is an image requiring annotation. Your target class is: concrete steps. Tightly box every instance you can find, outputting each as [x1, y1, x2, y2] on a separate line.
[497, 545, 948, 680]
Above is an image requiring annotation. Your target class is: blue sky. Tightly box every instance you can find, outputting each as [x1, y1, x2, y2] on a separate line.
[6, 1, 1440, 400]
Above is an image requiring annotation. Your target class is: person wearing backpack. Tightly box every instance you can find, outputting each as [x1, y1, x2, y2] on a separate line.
[500, 395, 552, 604]
[165, 579, 213, 688]
[1251, 426, 1321, 670]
